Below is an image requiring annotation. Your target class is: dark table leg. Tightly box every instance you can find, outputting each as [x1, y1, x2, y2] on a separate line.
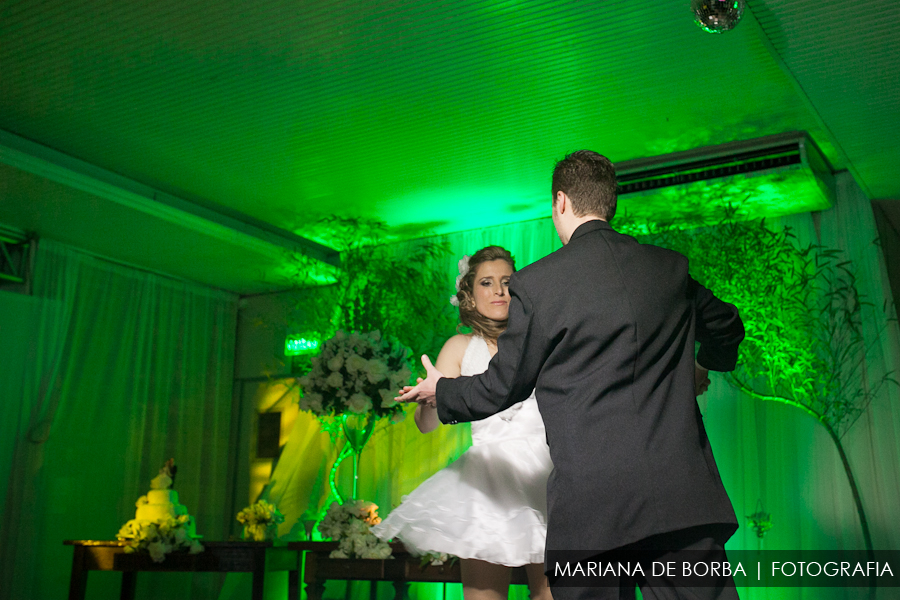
[393, 580, 409, 600]
[307, 580, 325, 600]
[120, 571, 137, 600]
[289, 566, 299, 600]
[303, 551, 323, 600]
[67, 545, 88, 600]
[251, 548, 266, 600]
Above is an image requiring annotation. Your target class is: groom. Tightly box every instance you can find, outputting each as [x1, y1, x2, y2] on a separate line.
[400, 150, 744, 599]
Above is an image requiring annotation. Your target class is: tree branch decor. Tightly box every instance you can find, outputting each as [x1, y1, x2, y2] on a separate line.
[620, 210, 897, 560]
[287, 217, 455, 364]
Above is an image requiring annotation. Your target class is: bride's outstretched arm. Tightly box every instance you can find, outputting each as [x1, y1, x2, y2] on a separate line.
[413, 334, 467, 433]
[414, 403, 440, 433]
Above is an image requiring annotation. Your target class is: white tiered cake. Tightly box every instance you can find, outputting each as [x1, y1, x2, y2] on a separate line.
[117, 459, 202, 561]
[133, 489, 195, 534]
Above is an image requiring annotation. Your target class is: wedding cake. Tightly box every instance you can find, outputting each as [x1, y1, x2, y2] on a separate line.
[135, 489, 194, 532]
[117, 459, 202, 559]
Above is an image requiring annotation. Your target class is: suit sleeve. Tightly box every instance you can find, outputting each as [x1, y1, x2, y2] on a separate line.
[436, 277, 555, 424]
[691, 276, 745, 372]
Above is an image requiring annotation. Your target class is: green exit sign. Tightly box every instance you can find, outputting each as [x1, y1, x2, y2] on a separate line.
[285, 336, 321, 356]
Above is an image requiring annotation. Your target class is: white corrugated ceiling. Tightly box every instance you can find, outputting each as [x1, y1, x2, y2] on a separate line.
[0, 0, 897, 292]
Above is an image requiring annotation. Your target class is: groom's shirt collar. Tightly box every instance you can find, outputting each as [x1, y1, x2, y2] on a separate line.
[570, 218, 611, 242]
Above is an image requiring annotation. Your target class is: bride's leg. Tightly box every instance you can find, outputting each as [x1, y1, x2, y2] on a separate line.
[461, 559, 511, 600]
[525, 562, 553, 600]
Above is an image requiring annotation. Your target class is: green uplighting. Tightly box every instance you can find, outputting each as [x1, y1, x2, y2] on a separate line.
[285, 335, 321, 356]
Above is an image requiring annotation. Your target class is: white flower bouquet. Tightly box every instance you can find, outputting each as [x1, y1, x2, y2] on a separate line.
[297, 330, 413, 423]
[117, 516, 203, 563]
[420, 551, 456, 567]
[237, 500, 285, 542]
[317, 500, 392, 559]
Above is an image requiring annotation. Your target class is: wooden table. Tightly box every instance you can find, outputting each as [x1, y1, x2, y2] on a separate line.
[64, 540, 300, 600]
[289, 541, 529, 600]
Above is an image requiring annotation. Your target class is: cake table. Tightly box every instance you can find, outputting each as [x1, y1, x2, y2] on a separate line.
[288, 541, 529, 600]
[63, 540, 300, 600]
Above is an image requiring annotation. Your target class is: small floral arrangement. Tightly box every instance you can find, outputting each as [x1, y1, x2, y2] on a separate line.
[747, 508, 773, 539]
[297, 330, 413, 423]
[237, 500, 285, 541]
[117, 516, 203, 563]
[317, 500, 392, 559]
[420, 552, 456, 568]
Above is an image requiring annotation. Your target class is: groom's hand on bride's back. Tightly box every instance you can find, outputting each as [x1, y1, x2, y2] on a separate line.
[396, 355, 445, 407]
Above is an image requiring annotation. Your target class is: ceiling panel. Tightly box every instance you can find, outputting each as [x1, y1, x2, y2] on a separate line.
[1, 0, 897, 291]
[0, 163, 309, 294]
[751, 0, 900, 200]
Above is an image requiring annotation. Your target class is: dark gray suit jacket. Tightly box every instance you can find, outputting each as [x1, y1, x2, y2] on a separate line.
[437, 220, 744, 556]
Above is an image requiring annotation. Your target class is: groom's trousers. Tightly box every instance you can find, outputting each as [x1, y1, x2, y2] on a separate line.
[548, 524, 740, 600]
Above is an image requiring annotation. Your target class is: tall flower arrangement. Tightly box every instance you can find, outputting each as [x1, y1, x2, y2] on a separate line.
[297, 329, 415, 503]
[285, 218, 454, 521]
[297, 329, 413, 423]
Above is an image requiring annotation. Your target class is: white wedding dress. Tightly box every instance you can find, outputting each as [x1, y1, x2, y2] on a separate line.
[372, 335, 553, 567]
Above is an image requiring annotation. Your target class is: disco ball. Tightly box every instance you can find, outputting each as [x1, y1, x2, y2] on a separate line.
[691, 0, 746, 33]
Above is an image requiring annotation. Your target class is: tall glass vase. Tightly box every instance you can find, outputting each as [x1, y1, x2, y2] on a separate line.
[328, 413, 376, 503]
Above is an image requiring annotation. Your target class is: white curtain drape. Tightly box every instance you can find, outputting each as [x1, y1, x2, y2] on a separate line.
[0, 239, 239, 600]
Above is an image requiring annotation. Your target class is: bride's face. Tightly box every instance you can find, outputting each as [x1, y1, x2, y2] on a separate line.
[472, 259, 513, 321]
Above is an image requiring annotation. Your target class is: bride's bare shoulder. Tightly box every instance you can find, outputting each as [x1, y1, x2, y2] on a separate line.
[442, 333, 473, 352]
[436, 334, 472, 377]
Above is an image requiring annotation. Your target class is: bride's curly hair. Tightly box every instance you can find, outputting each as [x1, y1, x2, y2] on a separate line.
[453, 245, 516, 343]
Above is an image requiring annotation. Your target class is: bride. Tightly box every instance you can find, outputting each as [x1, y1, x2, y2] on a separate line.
[373, 245, 553, 600]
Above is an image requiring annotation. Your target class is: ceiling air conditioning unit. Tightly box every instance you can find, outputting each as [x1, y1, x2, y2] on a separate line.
[613, 131, 835, 230]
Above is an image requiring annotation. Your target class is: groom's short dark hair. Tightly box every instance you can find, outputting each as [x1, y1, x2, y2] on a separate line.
[552, 150, 618, 220]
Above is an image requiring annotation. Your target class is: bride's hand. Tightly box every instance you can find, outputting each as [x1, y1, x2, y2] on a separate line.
[396, 356, 443, 407]
[398, 377, 425, 395]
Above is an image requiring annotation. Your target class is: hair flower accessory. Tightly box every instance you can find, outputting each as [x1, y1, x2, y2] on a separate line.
[450, 255, 471, 307]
